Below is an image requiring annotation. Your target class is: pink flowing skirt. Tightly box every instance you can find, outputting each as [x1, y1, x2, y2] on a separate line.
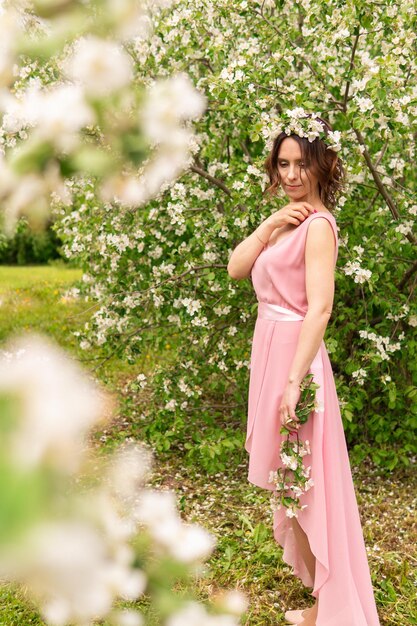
[245, 302, 381, 626]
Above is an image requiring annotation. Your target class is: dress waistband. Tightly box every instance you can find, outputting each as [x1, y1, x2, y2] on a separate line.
[257, 301, 305, 322]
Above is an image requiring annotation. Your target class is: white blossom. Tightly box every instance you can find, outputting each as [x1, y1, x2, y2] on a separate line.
[182, 297, 202, 315]
[358, 330, 402, 361]
[304, 478, 314, 491]
[134, 490, 179, 528]
[285, 505, 298, 519]
[215, 589, 248, 616]
[352, 368, 367, 386]
[314, 398, 325, 413]
[354, 96, 374, 113]
[394, 220, 414, 236]
[12, 84, 95, 152]
[110, 609, 144, 626]
[140, 73, 207, 144]
[3, 520, 146, 626]
[64, 36, 134, 97]
[408, 315, 417, 327]
[343, 260, 372, 284]
[280, 452, 298, 471]
[166, 601, 240, 626]
[0, 334, 108, 472]
[106, 442, 153, 503]
[152, 520, 216, 563]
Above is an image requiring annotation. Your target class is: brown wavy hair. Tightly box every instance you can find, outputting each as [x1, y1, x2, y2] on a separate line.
[263, 114, 346, 211]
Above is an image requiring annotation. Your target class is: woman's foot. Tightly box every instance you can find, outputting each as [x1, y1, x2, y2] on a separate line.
[297, 602, 318, 626]
[285, 601, 317, 625]
[284, 609, 308, 624]
[285, 605, 315, 624]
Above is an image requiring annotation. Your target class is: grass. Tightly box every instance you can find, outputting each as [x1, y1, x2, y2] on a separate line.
[143, 459, 417, 625]
[0, 265, 416, 626]
[0, 264, 84, 350]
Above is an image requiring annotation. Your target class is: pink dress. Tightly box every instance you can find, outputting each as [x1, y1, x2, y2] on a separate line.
[245, 212, 381, 626]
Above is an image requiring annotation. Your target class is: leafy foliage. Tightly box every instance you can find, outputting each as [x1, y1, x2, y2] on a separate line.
[54, 0, 417, 472]
[0, 217, 63, 265]
[0, 0, 414, 473]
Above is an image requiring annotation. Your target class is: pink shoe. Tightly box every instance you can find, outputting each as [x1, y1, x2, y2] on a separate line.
[284, 608, 309, 624]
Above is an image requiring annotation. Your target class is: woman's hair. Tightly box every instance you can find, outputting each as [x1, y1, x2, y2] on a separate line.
[263, 114, 346, 211]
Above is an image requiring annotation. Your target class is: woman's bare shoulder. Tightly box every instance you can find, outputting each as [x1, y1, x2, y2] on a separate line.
[306, 214, 337, 250]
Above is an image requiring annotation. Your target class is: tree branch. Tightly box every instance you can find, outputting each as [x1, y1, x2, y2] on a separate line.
[343, 33, 360, 111]
[398, 259, 417, 291]
[189, 161, 232, 196]
[353, 127, 416, 249]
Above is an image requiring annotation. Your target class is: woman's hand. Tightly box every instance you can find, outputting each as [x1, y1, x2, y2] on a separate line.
[279, 380, 302, 430]
[269, 202, 316, 230]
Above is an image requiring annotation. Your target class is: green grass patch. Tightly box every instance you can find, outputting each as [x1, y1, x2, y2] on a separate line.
[0, 265, 84, 350]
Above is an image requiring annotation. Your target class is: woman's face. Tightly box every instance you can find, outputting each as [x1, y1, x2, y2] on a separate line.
[277, 137, 320, 202]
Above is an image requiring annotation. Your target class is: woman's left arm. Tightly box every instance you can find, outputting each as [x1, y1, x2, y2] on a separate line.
[279, 217, 336, 425]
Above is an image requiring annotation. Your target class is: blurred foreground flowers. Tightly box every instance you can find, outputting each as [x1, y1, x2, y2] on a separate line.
[0, 0, 207, 235]
[0, 334, 247, 625]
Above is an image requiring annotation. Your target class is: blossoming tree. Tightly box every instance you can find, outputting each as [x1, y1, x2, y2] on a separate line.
[1, 0, 416, 477]
[0, 1, 249, 624]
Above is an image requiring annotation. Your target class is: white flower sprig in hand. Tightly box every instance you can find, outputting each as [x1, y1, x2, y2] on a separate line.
[268, 373, 319, 519]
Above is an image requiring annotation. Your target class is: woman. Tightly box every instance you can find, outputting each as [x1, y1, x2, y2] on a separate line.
[227, 110, 381, 626]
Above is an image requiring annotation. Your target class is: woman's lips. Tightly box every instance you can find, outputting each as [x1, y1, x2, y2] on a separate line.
[287, 184, 302, 188]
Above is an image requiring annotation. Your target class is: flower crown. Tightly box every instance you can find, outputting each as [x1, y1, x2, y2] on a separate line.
[270, 107, 342, 152]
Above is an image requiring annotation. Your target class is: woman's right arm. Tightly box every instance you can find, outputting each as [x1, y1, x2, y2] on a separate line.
[226, 216, 278, 280]
[227, 202, 315, 280]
